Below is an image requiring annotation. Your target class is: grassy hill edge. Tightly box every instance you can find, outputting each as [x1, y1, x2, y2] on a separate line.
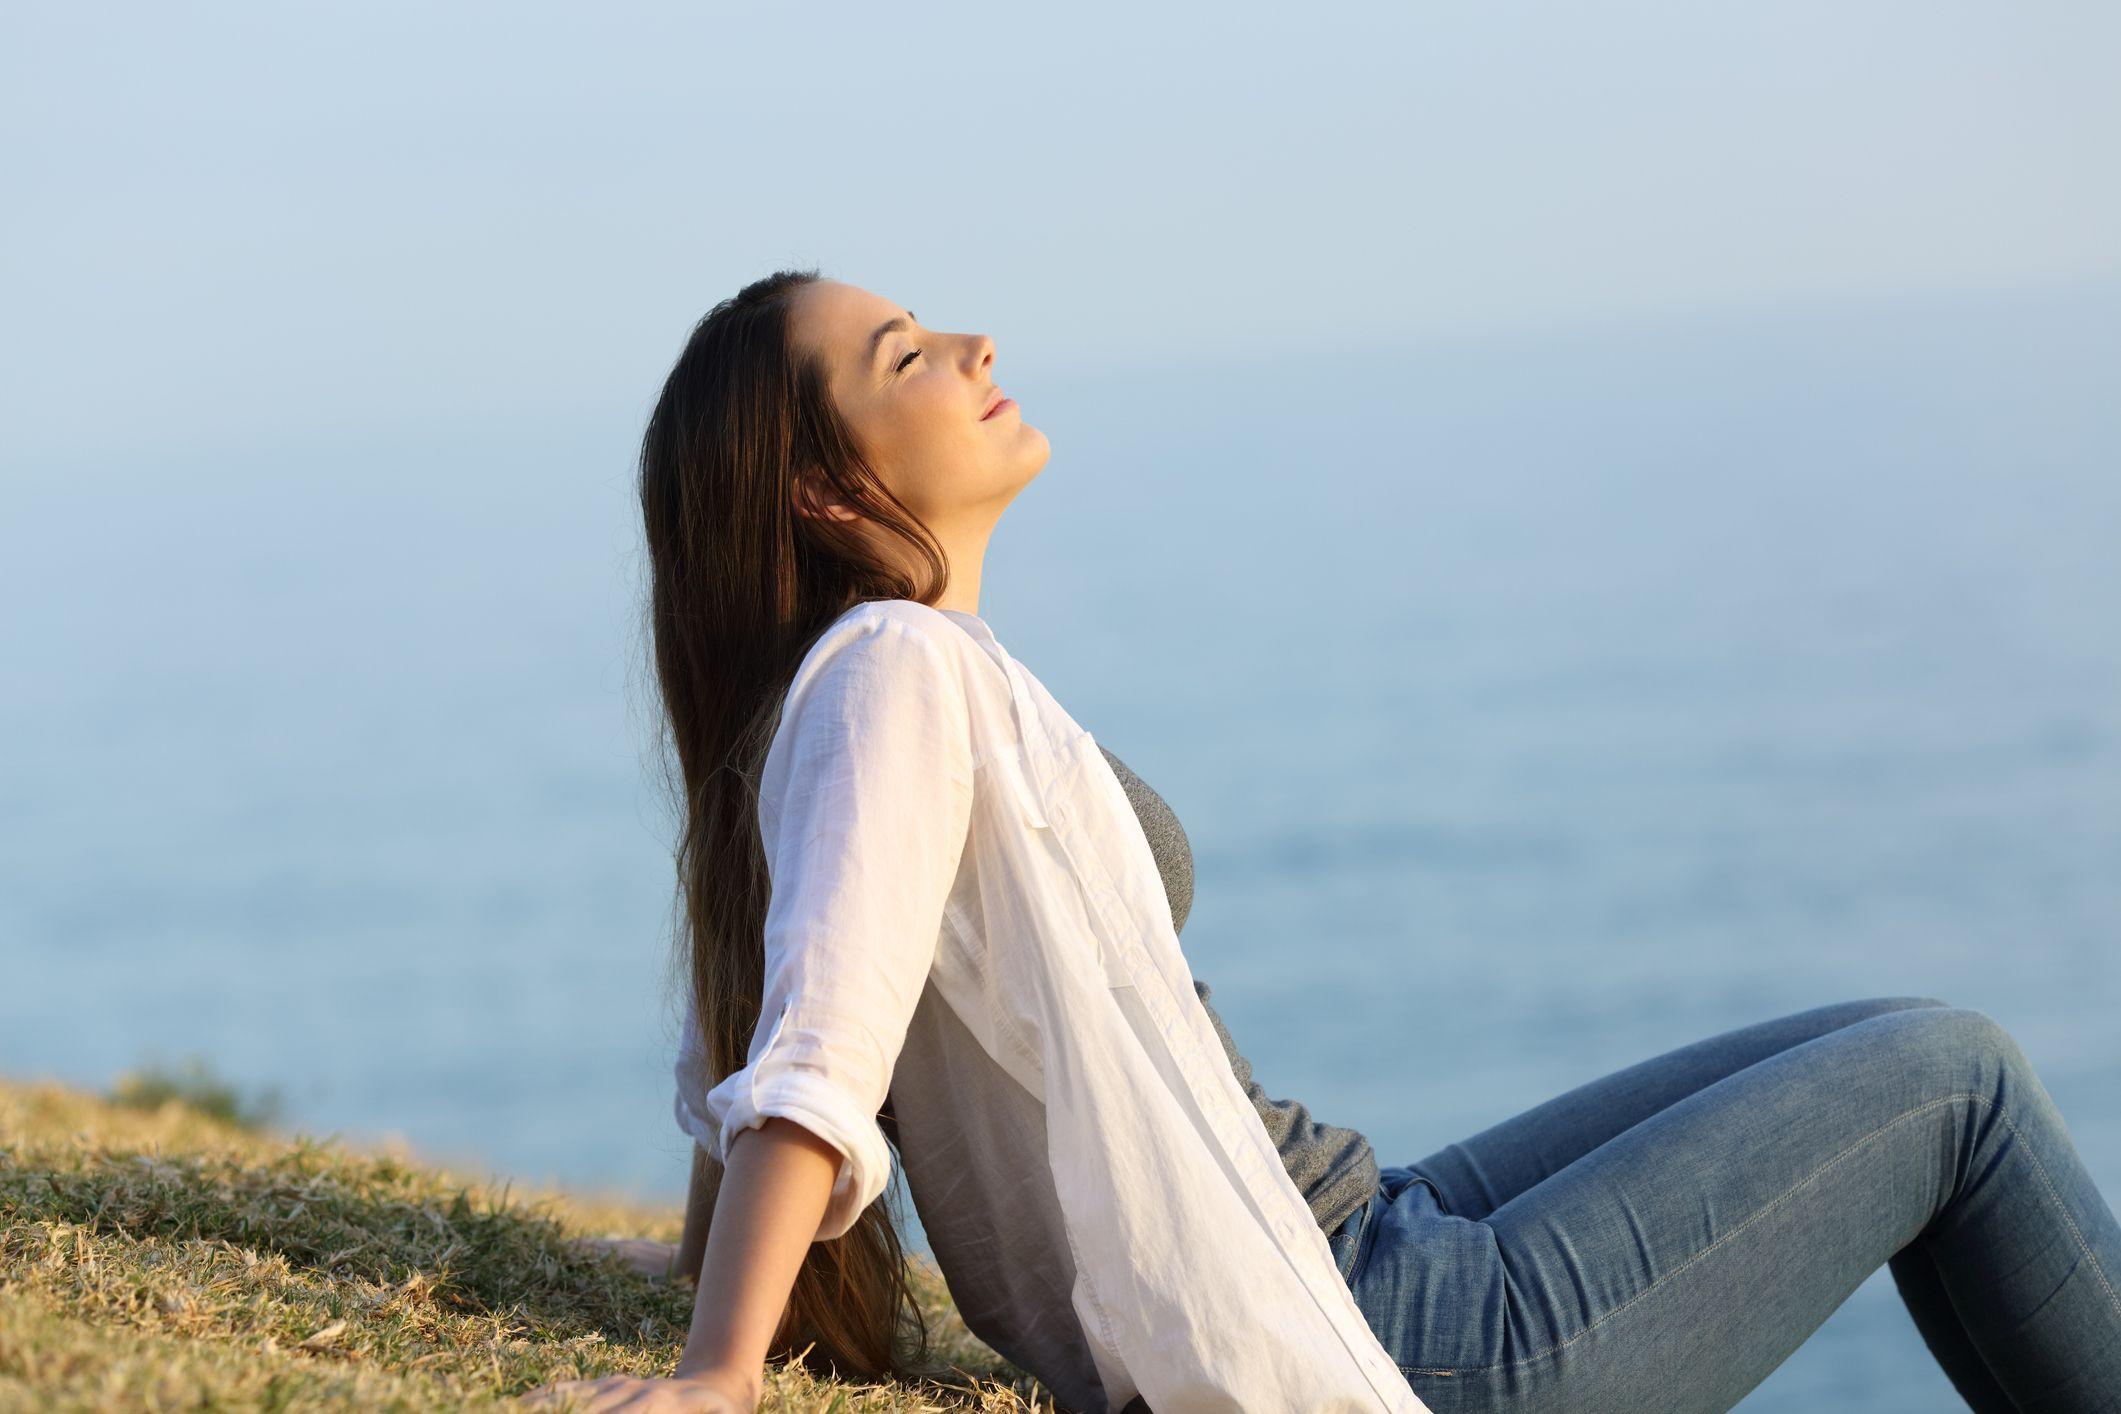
[0, 1072, 1056, 1412]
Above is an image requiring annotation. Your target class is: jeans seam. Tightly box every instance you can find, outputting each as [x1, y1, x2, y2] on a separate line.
[1394, 1091, 2012, 1378]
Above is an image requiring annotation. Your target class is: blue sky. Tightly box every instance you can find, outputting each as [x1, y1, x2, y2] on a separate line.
[4, 1, 2117, 467]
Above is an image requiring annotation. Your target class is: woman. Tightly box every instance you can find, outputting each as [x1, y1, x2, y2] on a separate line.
[525, 270, 2121, 1413]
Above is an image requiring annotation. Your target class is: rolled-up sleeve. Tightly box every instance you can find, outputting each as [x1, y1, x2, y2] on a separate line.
[681, 610, 975, 1242]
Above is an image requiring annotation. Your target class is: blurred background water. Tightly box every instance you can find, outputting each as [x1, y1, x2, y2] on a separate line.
[6, 3, 2119, 1406]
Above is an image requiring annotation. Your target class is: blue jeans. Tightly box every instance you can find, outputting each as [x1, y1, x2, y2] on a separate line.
[1323, 998, 2121, 1412]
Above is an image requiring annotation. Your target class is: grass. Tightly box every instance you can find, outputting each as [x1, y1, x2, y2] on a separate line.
[107, 1055, 286, 1132]
[0, 1064, 1061, 1412]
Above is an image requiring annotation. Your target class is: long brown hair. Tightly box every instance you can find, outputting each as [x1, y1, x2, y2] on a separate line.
[636, 267, 950, 1380]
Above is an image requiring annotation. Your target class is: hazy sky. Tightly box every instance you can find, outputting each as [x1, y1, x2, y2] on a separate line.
[5, 1, 2117, 465]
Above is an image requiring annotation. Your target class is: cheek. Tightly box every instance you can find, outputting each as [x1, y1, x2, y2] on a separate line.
[880, 386, 954, 451]
[873, 395, 983, 506]
[912, 390, 989, 466]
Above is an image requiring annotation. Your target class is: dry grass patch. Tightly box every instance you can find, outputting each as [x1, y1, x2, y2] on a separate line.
[0, 1072, 1059, 1412]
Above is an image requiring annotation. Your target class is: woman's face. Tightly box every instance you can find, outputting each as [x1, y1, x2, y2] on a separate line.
[787, 279, 1049, 534]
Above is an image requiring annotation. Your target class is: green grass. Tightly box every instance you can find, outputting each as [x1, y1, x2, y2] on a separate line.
[107, 1055, 286, 1132]
[0, 1066, 1059, 1412]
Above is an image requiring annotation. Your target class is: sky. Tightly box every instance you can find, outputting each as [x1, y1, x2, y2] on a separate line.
[4, 0, 2118, 473]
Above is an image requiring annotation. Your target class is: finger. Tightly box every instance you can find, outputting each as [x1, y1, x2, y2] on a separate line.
[518, 1379, 593, 1410]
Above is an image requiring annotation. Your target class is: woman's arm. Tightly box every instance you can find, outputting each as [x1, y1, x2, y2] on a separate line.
[524, 1120, 838, 1410]
[669, 1116, 842, 1396]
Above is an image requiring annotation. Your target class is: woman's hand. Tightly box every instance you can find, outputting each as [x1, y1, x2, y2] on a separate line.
[570, 1235, 682, 1282]
[517, 1371, 755, 1412]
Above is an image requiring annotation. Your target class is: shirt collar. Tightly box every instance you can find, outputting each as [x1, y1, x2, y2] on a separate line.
[936, 606, 999, 649]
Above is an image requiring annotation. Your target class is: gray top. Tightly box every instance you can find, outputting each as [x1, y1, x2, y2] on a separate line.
[1094, 745, 1380, 1243]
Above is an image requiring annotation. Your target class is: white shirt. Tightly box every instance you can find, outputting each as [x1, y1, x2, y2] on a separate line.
[673, 598, 1427, 1413]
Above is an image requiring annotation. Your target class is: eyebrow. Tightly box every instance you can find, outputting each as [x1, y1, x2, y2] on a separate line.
[866, 310, 918, 369]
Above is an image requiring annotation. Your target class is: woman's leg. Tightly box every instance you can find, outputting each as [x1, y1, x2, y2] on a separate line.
[1392, 995, 2014, 1408]
[1346, 1006, 2121, 1412]
[1404, 996, 1953, 1219]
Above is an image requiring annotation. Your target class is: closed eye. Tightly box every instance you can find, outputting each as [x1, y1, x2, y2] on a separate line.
[895, 348, 922, 373]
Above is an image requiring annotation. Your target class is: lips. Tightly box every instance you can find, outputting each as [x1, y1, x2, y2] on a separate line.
[980, 389, 1010, 420]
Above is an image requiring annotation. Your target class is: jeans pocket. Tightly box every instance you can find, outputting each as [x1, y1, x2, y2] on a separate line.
[1381, 1164, 1449, 1214]
[1333, 1187, 1385, 1286]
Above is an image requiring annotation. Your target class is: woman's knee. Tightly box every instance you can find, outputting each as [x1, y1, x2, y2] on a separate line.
[1883, 1005, 2034, 1091]
[1867, 994, 1953, 1014]
[1928, 1005, 2023, 1055]
[1817, 995, 1952, 1032]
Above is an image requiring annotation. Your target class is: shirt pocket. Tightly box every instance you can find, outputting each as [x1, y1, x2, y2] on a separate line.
[991, 738, 1054, 830]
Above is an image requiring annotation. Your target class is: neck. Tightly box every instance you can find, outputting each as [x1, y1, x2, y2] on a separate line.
[928, 519, 994, 618]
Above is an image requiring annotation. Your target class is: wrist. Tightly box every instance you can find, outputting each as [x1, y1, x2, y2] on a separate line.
[672, 1364, 761, 1405]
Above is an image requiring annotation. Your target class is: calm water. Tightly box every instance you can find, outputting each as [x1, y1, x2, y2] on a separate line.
[5, 283, 2117, 1409]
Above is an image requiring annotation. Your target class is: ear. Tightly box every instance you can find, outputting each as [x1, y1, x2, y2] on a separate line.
[792, 467, 863, 524]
